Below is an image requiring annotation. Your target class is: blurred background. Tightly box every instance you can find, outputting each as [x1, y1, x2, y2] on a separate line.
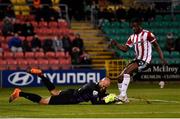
[0, 0, 180, 87]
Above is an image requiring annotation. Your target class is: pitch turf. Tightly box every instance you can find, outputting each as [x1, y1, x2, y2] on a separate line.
[0, 82, 180, 118]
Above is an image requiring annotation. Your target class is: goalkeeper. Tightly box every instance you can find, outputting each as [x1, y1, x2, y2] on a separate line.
[9, 68, 117, 105]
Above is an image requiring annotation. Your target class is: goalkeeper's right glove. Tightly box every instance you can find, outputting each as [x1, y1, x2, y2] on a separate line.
[104, 93, 117, 103]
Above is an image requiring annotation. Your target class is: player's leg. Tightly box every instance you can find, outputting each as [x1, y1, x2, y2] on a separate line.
[9, 88, 50, 105]
[116, 62, 138, 103]
[29, 68, 61, 96]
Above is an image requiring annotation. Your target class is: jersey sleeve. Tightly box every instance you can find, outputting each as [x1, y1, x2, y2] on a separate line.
[147, 32, 156, 43]
[125, 36, 133, 47]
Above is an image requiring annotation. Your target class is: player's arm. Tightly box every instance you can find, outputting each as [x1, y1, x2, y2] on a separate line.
[111, 39, 129, 52]
[147, 32, 167, 64]
[152, 41, 167, 64]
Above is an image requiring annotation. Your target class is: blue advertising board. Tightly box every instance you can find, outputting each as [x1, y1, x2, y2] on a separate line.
[2, 69, 106, 88]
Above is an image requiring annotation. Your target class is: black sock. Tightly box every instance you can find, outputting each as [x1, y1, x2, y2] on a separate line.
[19, 92, 42, 103]
[39, 75, 55, 91]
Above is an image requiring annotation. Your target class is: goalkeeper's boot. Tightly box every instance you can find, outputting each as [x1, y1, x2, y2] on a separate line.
[9, 88, 21, 103]
[28, 68, 43, 76]
[115, 95, 129, 104]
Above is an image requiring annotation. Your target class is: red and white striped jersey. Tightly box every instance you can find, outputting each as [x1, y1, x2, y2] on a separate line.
[126, 29, 156, 63]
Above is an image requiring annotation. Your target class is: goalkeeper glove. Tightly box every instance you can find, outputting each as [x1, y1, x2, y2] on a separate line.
[104, 93, 117, 103]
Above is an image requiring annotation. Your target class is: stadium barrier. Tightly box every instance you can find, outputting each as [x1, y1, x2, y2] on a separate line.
[105, 59, 129, 80]
[1, 69, 105, 88]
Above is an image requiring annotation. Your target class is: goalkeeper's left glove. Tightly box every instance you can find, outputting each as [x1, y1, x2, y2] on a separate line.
[104, 93, 117, 103]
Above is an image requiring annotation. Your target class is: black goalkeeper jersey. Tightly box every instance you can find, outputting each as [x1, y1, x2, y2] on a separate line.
[49, 82, 108, 105]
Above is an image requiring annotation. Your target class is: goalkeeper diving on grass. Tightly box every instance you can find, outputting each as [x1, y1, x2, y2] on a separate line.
[9, 68, 117, 105]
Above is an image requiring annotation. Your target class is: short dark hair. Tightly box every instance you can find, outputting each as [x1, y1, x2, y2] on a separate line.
[130, 18, 142, 25]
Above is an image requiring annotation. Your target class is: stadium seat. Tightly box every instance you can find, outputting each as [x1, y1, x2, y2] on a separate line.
[45, 52, 55, 59]
[17, 59, 28, 70]
[31, 21, 38, 28]
[58, 20, 68, 28]
[38, 21, 48, 28]
[26, 36, 33, 41]
[14, 52, 24, 59]
[59, 58, 71, 69]
[3, 52, 14, 59]
[48, 59, 59, 70]
[1, 43, 9, 51]
[27, 59, 38, 68]
[34, 52, 45, 59]
[0, 52, 3, 59]
[0, 36, 5, 43]
[55, 52, 65, 58]
[0, 59, 7, 70]
[48, 21, 58, 28]
[25, 52, 35, 59]
[7, 59, 17, 70]
[170, 51, 180, 58]
[37, 59, 49, 70]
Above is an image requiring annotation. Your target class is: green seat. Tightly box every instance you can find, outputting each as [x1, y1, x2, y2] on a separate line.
[120, 22, 129, 28]
[152, 52, 159, 58]
[171, 51, 180, 58]
[152, 58, 161, 64]
[111, 22, 120, 28]
[167, 58, 175, 64]
[175, 59, 180, 64]
[101, 20, 111, 28]
[163, 15, 172, 21]
[163, 51, 170, 58]
[155, 15, 163, 21]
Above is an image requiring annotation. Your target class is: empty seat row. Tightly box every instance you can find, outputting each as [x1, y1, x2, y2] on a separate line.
[0, 52, 70, 59]
[0, 58, 72, 70]
[30, 21, 68, 28]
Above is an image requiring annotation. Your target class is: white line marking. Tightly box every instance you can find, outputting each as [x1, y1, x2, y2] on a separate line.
[129, 98, 180, 104]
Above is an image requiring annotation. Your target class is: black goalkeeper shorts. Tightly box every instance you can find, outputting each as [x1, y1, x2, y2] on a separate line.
[48, 89, 80, 105]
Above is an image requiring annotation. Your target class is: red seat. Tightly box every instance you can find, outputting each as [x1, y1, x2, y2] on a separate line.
[48, 21, 58, 28]
[0, 59, 7, 70]
[26, 36, 33, 41]
[14, 52, 24, 59]
[31, 21, 38, 28]
[7, 59, 17, 70]
[45, 52, 55, 59]
[6, 36, 13, 42]
[55, 52, 65, 58]
[58, 20, 68, 28]
[38, 21, 48, 28]
[25, 52, 35, 59]
[0, 36, 5, 43]
[0, 52, 3, 59]
[35, 52, 45, 59]
[27, 59, 38, 69]
[48, 59, 59, 70]
[1, 43, 9, 51]
[59, 58, 71, 69]
[37, 59, 49, 70]
[3, 52, 14, 59]
[19, 36, 25, 41]
[17, 59, 28, 70]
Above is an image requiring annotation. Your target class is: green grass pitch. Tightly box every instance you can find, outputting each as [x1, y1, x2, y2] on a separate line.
[0, 82, 180, 118]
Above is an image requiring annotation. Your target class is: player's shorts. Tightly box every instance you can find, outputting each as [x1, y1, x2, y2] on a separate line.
[130, 59, 149, 71]
[48, 89, 80, 105]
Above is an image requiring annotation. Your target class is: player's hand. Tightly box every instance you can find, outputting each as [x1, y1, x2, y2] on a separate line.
[104, 93, 117, 103]
[110, 39, 118, 46]
[161, 59, 168, 65]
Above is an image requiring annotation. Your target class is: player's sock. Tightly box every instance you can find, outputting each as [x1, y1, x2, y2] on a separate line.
[19, 92, 42, 103]
[117, 83, 122, 94]
[120, 74, 130, 97]
[40, 75, 55, 91]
